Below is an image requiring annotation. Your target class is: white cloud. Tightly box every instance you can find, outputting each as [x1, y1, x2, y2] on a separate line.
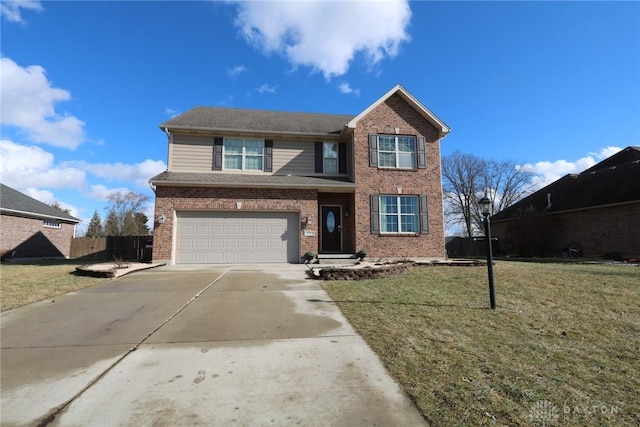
[0, 0, 42, 23]
[521, 146, 623, 189]
[69, 159, 167, 189]
[232, 0, 411, 79]
[256, 84, 277, 94]
[227, 65, 247, 77]
[338, 82, 360, 95]
[164, 107, 178, 118]
[0, 57, 86, 149]
[0, 139, 86, 189]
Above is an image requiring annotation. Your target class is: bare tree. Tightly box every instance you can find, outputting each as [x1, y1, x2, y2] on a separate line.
[442, 151, 485, 237]
[443, 152, 536, 236]
[103, 191, 150, 236]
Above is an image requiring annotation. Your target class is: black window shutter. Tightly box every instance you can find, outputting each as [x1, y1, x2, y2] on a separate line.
[419, 195, 429, 234]
[315, 141, 323, 173]
[369, 134, 378, 167]
[264, 140, 273, 172]
[370, 194, 380, 234]
[417, 136, 426, 169]
[338, 143, 347, 174]
[213, 137, 223, 170]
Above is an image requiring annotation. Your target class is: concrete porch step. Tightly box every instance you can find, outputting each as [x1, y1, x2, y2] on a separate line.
[316, 254, 359, 265]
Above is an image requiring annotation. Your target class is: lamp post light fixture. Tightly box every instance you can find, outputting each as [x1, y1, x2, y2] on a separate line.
[478, 196, 496, 310]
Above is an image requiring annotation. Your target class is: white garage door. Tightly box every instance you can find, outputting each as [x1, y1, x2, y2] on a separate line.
[176, 211, 300, 264]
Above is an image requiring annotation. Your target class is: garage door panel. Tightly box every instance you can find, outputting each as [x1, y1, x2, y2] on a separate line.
[176, 211, 299, 264]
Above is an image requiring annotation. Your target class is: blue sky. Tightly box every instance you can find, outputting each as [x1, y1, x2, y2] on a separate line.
[1, 0, 638, 235]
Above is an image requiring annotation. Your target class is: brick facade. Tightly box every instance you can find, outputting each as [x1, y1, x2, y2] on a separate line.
[491, 202, 640, 259]
[153, 186, 319, 263]
[352, 94, 446, 258]
[0, 214, 76, 258]
[152, 87, 449, 263]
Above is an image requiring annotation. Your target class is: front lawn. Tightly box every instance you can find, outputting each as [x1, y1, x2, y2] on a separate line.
[322, 261, 639, 426]
[0, 260, 108, 311]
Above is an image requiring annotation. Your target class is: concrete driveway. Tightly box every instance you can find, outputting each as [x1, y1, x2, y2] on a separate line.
[1, 264, 426, 426]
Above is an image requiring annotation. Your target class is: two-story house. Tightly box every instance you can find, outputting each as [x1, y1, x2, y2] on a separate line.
[150, 85, 450, 264]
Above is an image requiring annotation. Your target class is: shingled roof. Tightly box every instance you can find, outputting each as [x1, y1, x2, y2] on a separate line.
[150, 171, 357, 191]
[0, 183, 80, 223]
[492, 146, 640, 222]
[161, 107, 354, 136]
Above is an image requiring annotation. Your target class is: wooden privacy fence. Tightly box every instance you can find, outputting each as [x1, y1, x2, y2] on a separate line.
[70, 236, 153, 261]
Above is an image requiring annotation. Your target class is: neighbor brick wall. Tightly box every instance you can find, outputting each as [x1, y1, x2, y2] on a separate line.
[352, 93, 446, 258]
[0, 214, 76, 258]
[492, 202, 640, 258]
[152, 186, 318, 263]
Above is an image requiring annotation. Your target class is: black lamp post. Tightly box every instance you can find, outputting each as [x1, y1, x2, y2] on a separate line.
[479, 196, 496, 310]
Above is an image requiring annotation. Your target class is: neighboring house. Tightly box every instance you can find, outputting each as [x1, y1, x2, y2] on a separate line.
[0, 183, 80, 259]
[150, 85, 450, 264]
[490, 146, 640, 259]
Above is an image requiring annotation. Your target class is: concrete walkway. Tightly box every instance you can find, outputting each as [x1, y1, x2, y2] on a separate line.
[1, 264, 426, 426]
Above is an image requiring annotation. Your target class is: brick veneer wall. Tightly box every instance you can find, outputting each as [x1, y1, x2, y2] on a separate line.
[0, 214, 76, 258]
[352, 94, 446, 258]
[152, 186, 318, 263]
[492, 202, 640, 258]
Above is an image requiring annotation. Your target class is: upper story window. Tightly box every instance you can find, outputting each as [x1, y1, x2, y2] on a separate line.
[369, 134, 427, 170]
[323, 142, 338, 173]
[378, 135, 415, 169]
[224, 138, 264, 171]
[43, 220, 61, 228]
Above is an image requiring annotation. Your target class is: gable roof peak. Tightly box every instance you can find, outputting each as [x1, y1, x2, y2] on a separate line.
[347, 84, 450, 138]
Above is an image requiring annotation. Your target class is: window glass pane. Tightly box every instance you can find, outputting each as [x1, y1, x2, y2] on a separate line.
[397, 136, 415, 152]
[324, 142, 338, 158]
[225, 139, 242, 154]
[401, 215, 418, 233]
[245, 156, 263, 170]
[379, 152, 396, 168]
[379, 136, 396, 151]
[224, 155, 242, 169]
[380, 196, 397, 213]
[398, 152, 415, 168]
[244, 140, 263, 155]
[381, 214, 398, 233]
[324, 158, 338, 173]
[400, 196, 418, 214]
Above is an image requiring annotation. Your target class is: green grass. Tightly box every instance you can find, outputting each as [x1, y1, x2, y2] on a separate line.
[0, 260, 108, 311]
[322, 261, 640, 426]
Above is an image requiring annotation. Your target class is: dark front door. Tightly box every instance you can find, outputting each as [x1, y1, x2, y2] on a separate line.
[321, 206, 342, 253]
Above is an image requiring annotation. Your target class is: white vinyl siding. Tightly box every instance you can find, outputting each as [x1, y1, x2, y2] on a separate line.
[272, 141, 315, 174]
[170, 135, 214, 172]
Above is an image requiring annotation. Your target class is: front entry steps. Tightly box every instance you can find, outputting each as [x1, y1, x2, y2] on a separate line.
[316, 254, 359, 265]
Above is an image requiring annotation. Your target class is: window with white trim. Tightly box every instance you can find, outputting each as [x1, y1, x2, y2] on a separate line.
[379, 195, 419, 233]
[223, 138, 264, 171]
[323, 142, 338, 173]
[43, 220, 61, 228]
[378, 135, 416, 169]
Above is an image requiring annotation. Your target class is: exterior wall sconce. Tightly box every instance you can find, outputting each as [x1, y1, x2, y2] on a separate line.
[158, 214, 166, 224]
[303, 215, 312, 225]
